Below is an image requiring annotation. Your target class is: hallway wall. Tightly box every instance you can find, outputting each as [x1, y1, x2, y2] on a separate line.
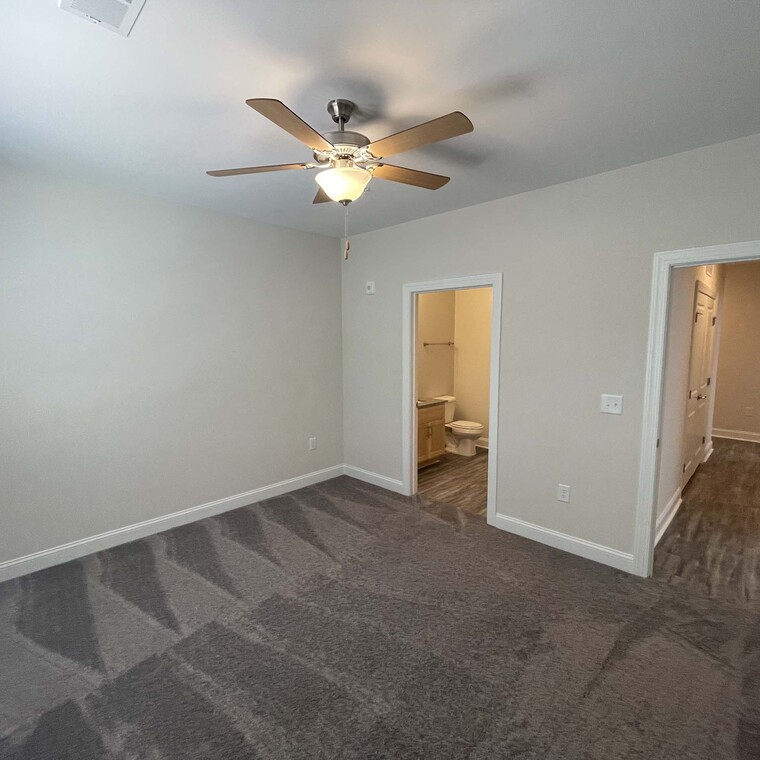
[714, 261, 760, 441]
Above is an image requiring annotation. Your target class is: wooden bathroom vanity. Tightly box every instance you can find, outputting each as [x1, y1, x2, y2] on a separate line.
[417, 399, 447, 467]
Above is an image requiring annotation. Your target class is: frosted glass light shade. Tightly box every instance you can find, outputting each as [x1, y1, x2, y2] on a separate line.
[315, 166, 371, 203]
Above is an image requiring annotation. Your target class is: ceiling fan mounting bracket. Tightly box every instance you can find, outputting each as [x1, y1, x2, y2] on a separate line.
[326, 98, 356, 128]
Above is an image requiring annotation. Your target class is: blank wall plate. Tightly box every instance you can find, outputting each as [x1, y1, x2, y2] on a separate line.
[600, 394, 623, 415]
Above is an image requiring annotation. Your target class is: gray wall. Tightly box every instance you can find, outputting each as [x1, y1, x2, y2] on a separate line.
[0, 165, 343, 564]
[714, 261, 760, 438]
[341, 133, 760, 556]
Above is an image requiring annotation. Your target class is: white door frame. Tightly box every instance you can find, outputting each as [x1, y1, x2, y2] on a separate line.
[633, 239, 760, 577]
[401, 273, 503, 525]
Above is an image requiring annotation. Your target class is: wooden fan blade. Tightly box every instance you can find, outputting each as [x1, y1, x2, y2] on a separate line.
[207, 163, 309, 177]
[246, 98, 333, 152]
[313, 187, 332, 204]
[367, 112, 473, 158]
[372, 163, 450, 190]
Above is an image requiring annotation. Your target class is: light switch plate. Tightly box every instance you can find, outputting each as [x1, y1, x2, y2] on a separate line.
[600, 394, 623, 415]
[365, 280, 376, 295]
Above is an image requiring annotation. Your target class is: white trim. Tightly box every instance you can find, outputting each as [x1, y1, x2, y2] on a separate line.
[713, 428, 760, 444]
[655, 489, 682, 545]
[703, 440, 715, 461]
[401, 273, 503, 526]
[342, 465, 406, 493]
[0, 465, 343, 583]
[634, 239, 760, 577]
[492, 513, 635, 573]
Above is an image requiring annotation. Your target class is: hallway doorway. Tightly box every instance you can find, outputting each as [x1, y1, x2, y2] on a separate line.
[650, 258, 760, 598]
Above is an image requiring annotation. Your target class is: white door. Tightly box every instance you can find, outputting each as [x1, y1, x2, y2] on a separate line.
[682, 287, 716, 486]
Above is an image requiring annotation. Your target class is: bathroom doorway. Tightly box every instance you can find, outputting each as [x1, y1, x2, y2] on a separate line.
[401, 274, 502, 524]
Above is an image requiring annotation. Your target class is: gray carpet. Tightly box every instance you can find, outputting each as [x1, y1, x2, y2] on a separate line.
[1, 476, 759, 759]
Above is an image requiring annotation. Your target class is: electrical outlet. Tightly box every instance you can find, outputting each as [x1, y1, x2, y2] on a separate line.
[308, 437, 317, 451]
[557, 484, 571, 503]
[365, 280, 376, 295]
[600, 394, 623, 415]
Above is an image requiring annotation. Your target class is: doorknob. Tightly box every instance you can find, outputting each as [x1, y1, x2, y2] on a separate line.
[696, 394, 707, 400]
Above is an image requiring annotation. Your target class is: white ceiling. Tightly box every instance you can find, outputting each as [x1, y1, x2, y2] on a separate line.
[2, 1, 759, 237]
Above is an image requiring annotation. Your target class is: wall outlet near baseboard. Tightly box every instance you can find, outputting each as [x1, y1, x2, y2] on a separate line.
[557, 484, 571, 503]
[308, 437, 317, 451]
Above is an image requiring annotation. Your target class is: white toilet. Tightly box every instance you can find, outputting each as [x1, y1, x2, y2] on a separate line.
[434, 396, 484, 457]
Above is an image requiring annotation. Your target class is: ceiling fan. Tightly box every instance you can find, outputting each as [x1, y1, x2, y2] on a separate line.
[207, 98, 474, 205]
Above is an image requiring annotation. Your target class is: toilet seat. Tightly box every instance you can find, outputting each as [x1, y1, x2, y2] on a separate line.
[448, 420, 483, 433]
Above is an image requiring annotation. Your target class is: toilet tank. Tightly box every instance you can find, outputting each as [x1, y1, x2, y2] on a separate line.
[434, 395, 456, 423]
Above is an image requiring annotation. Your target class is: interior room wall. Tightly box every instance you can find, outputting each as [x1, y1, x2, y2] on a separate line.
[453, 288, 492, 438]
[656, 265, 723, 531]
[0, 164, 343, 568]
[341, 133, 760, 563]
[714, 261, 760, 440]
[416, 291, 455, 399]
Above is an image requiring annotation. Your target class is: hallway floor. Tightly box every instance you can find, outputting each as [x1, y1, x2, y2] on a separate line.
[654, 437, 760, 606]
[417, 450, 488, 515]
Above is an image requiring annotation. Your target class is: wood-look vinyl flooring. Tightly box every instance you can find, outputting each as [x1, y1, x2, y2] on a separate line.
[654, 437, 760, 606]
[417, 450, 488, 515]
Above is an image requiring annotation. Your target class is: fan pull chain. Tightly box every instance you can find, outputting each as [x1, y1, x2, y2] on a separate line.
[343, 203, 350, 261]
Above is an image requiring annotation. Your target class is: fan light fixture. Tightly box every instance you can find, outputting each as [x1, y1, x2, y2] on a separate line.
[315, 160, 371, 205]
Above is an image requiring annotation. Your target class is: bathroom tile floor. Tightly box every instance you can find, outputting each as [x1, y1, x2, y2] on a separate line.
[417, 449, 488, 515]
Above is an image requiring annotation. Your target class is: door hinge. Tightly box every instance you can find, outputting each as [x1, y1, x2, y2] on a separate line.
[682, 463, 687, 472]
[694, 313, 699, 323]
[656, 438, 660, 449]
[712, 316, 717, 325]
[707, 377, 711, 386]
[702, 435, 706, 444]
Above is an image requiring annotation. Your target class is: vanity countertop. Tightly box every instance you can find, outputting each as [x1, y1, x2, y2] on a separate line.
[416, 398, 446, 408]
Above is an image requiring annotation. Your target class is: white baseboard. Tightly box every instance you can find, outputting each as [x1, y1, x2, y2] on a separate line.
[655, 488, 682, 546]
[713, 428, 760, 444]
[0, 465, 344, 584]
[491, 513, 636, 574]
[703, 441, 714, 462]
[342, 465, 407, 495]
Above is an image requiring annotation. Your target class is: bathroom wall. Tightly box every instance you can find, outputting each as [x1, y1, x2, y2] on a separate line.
[453, 288, 492, 439]
[714, 261, 760, 440]
[656, 264, 723, 532]
[416, 291, 455, 399]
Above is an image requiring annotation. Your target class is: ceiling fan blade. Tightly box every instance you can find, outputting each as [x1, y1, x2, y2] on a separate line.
[246, 98, 333, 152]
[367, 112, 473, 158]
[206, 163, 309, 177]
[313, 187, 332, 204]
[372, 163, 450, 190]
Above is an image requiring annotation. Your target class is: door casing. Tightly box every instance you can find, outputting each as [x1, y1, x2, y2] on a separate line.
[635, 240, 760, 577]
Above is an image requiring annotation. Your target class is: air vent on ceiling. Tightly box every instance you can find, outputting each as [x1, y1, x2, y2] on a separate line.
[58, 0, 147, 36]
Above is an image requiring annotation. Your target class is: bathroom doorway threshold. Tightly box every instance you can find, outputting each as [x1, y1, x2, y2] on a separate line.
[401, 273, 503, 528]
